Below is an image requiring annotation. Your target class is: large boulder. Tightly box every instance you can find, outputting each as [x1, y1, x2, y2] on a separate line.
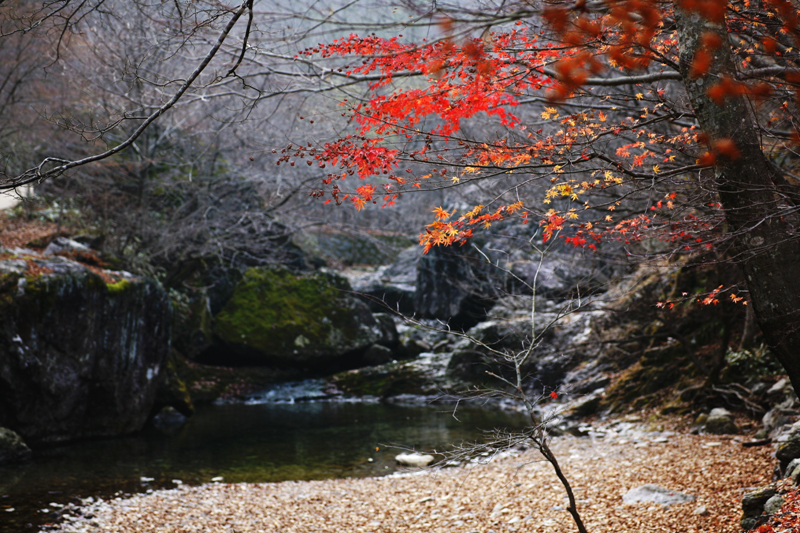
[415, 244, 493, 330]
[0, 260, 172, 445]
[203, 267, 385, 370]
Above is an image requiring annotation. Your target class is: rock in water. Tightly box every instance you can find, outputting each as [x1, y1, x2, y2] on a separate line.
[0, 427, 31, 464]
[0, 267, 171, 445]
[395, 453, 435, 467]
[623, 484, 695, 507]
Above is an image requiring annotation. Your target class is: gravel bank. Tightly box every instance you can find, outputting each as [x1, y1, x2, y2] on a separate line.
[49, 433, 772, 533]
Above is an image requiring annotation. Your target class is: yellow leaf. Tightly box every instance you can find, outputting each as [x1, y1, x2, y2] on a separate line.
[636, 93, 643, 100]
[605, 215, 613, 221]
[451, 176, 460, 184]
[652, 164, 660, 173]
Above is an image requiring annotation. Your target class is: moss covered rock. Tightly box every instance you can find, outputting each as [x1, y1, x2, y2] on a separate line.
[209, 267, 384, 368]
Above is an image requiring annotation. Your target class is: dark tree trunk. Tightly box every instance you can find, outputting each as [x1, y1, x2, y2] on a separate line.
[676, 9, 800, 392]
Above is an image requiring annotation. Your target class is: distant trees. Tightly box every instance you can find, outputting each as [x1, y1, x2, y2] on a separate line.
[0, 1, 433, 273]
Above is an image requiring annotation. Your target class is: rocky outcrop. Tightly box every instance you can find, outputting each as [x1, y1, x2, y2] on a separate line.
[415, 245, 493, 330]
[351, 246, 418, 314]
[330, 352, 458, 399]
[202, 267, 392, 370]
[0, 249, 172, 445]
[508, 252, 610, 298]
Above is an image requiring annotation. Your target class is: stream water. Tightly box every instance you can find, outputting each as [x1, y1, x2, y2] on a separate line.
[0, 389, 529, 532]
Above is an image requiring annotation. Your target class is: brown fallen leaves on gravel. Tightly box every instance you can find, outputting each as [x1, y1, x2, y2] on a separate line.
[53, 434, 772, 533]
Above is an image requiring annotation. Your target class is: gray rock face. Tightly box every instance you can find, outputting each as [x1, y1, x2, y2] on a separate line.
[509, 253, 609, 298]
[776, 421, 800, 469]
[0, 267, 171, 445]
[351, 246, 418, 314]
[0, 427, 31, 464]
[785, 458, 800, 485]
[414, 245, 492, 330]
[742, 485, 777, 530]
[622, 484, 696, 507]
[764, 494, 785, 515]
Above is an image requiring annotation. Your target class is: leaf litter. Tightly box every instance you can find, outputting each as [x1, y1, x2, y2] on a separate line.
[47, 432, 772, 533]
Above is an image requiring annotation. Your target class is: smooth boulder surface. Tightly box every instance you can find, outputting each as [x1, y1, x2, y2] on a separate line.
[0, 261, 171, 445]
[207, 268, 388, 369]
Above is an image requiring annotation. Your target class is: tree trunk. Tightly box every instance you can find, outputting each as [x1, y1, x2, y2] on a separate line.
[676, 8, 800, 392]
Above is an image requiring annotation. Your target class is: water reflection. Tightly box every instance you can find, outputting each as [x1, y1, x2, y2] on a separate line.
[0, 401, 527, 531]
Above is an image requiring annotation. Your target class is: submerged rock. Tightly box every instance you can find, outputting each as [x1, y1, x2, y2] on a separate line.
[0, 265, 171, 445]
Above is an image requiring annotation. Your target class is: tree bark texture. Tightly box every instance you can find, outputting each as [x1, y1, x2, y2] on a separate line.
[676, 9, 800, 391]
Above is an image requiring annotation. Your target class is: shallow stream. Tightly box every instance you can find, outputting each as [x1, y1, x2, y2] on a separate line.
[0, 391, 528, 532]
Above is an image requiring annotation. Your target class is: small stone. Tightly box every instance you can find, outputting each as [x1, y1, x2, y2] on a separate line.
[395, 453, 435, 467]
[742, 485, 776, 515]
[692, 505, 708, 515]
[705, 408, 739, 435]
[785, 458, 800, 483]
[764, 494, 785, 515]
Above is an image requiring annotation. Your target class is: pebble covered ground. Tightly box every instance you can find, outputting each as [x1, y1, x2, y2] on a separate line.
[47, 424, 773, 533]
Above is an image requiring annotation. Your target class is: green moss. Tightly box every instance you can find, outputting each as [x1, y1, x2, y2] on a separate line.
[212, 267, 363, 357]
[106, 279, 132, 294]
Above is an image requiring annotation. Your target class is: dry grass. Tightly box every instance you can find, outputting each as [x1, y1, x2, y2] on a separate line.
[53, 433, 773, 533]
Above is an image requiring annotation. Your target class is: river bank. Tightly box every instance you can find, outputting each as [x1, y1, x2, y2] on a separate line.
[45, 430, 772, 533]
